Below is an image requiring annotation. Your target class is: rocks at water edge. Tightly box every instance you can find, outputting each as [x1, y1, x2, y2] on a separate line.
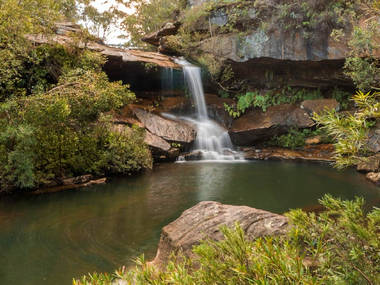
[366, 172, 380, 186]
[150, 201, 288, 268]
[243, 144, 335, 163]
[229, 104, 314, 146]
[357, 154, 380, 173]
[229, 99, 340, 146]
[133, 108, 196, 145]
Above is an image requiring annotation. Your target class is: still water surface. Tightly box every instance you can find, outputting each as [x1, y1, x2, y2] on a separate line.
[0, 161, 379, 284]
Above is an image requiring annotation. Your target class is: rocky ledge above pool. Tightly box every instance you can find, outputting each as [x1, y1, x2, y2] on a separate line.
[150, 201, 288, 269]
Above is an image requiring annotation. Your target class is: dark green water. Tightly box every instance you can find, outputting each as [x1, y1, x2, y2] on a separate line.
[0, 161, 378, 285]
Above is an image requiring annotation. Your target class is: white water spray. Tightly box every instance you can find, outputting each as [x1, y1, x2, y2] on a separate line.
[175, 59, 243, 161]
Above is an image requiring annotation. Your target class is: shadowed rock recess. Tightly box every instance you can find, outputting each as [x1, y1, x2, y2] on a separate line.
[151, 201, 288, 268]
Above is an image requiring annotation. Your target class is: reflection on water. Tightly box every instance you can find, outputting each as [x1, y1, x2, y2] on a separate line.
[0, 161, 378, 285]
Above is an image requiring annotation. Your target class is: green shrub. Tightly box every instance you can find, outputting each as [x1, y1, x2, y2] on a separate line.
[0, 69, 152, 191]
[74, 195, 380, 285]
[314, 91, 379, 169]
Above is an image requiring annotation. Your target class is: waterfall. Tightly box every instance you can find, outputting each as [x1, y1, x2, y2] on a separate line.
[175, 58, 243, 161]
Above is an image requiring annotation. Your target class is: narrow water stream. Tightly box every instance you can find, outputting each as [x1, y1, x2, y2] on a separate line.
[0, 161, 378, 285]
[175, 59, 242, 160]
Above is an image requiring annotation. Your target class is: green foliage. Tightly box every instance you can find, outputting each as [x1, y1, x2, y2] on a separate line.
[0, 51, 152, 191]
[75, 195, 380, 285]
[314, 91, 380, 168]
[331, 87, 351, 110]
[79, 3, 120, 41]
[0, 0, 79, 99]
[344, 14, 379, 91]
[121, 0, 187, 48]
[269, 128, 332, 150]
[225, 87, 322, 118]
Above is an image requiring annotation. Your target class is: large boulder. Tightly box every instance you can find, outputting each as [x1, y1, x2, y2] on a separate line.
[229, 104, 314, 146]
[151, 201, 288, 268]
[300, 99, 340, 115]
[133, 108, 196, 145]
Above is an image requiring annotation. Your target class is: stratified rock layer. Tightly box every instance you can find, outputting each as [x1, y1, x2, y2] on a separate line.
[151, 201, 288, 268]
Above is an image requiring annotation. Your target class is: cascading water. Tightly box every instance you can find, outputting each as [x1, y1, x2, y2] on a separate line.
[175, 58, 243, 161]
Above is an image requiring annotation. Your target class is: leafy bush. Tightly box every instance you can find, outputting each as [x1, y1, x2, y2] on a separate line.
[314, 91, 379, 168]
[0, 69, 152, 191]
[0, 0, 79, 100]
[74, 195, 380, 285]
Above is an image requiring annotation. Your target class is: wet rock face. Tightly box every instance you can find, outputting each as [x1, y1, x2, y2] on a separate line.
[228, 104, 314, 146]
[151, 201, 288, 268]
[133, 108, 196, 145]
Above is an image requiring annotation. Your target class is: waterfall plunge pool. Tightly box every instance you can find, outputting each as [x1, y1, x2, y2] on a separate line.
[0, 161, 379, 285]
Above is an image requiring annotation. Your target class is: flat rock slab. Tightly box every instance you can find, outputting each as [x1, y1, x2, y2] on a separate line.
[133, 108, 196, 144]
[144, 131, 171, 152]
[26, 22, 179, 69]
[151, 201, 288, 268]
[243, 145, 335, 163]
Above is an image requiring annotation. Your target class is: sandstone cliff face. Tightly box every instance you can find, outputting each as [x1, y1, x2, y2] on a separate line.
[143, 1, 379, 90]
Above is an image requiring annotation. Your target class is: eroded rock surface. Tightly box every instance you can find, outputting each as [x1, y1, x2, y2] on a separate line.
[151, 201, 288, 268]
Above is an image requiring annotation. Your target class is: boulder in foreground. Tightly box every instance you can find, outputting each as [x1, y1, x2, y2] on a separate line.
[151, 201, 288, 268]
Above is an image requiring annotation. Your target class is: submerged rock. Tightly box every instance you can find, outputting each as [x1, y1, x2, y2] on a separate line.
[151, 201, 288, 268]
